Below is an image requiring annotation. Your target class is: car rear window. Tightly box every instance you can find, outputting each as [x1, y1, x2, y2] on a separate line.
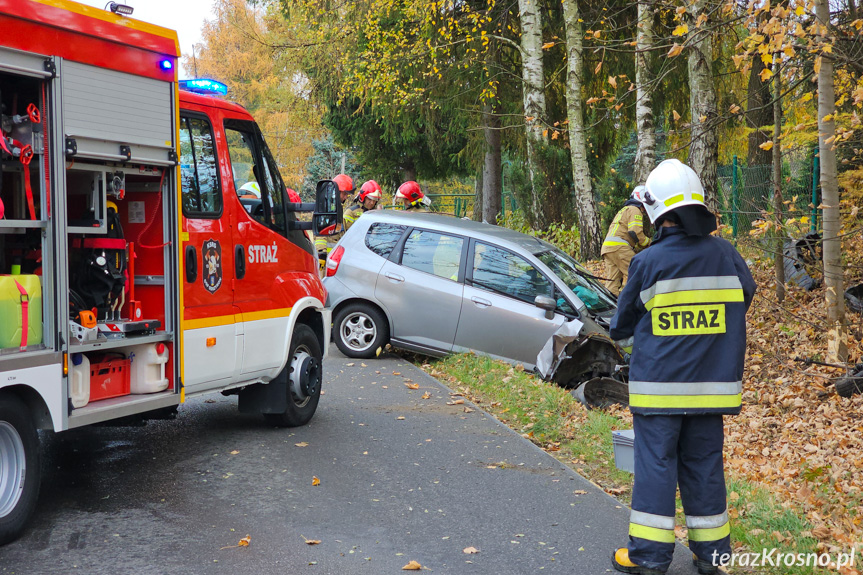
[365, 223, 406, 257]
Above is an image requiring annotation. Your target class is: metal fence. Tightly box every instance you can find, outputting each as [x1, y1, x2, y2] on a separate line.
[717, 152, 820, 240]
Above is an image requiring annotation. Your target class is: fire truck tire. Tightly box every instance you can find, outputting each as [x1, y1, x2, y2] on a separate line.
[0, 395, 41, 546]
[263, 324, 322, 427]
[333, 303, 389, 359]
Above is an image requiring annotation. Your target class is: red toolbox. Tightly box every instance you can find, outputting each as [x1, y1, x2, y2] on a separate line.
[89, 357, 131, 401]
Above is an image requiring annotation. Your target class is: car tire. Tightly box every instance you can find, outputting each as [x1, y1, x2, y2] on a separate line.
[0, 394, 41, 546]
[263, 324, 322, 427]
[333, 303, 389, 359]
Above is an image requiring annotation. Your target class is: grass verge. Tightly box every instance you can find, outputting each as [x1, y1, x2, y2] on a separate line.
[421, 353, 837, 574]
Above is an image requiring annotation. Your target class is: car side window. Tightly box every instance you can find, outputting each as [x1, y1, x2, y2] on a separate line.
[179, 115, 222, 218]
[365, 223, 406, 257]
[401, 230, 463, 281]
[471, 243, 553, 303]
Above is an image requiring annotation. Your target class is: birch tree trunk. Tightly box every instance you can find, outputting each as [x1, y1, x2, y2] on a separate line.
[772, 54, 785, 303]
[482, 100, 503, 224]
[686, 0, 719, 213]
[561, 0, 601, 259]
[815, 0, 848, 362]
[518, 0, 548, 227]
[633, 0, 656, 186]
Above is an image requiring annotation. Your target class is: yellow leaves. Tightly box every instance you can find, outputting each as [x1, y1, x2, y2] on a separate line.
[421, 391, 431, 399]
[312, 476, 321, 486]
[729, 104, 742, 114]
[541, 41, 555, 50]
[814, 56, 821, 75]
[608, 75, 617, 89]
[302, 536, 321, 545]
[732, 54, 746, 69]
[238, 535, 251, 547]
[759, 140, 774, 151]
[402, 560, 423, 570]
[672, 110, 681, 122]
[230, 450, 240, 455]
[594, 61, 602, 74]
[593, 30, 601, 39]
[672, 24, 689, 37]
[696, 13, 708, 28]
[759, 67, 773, 82]
[795, 5, 805, 16]
[761, 53, 773, 66]
[853, 19, 863, 30]
[822, 113, 834, 123]
[404, 382, 420, 389]
[667, 43, 684, 58]
[801, 92, 813, 103]
[295, 442, 309, 447]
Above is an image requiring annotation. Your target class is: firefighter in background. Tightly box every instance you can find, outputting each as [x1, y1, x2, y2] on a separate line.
[315, 173, 355, 262]
[394, 181, 431, 211]
[601, 186, 651, 296]
[609, 159, 756, 575]
[344, 180, 382, 231]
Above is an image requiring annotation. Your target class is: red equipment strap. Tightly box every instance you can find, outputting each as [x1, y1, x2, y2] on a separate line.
[13, 279, 29, 351]
[71, 238, 127, 250]
[19, 144, 36, 220]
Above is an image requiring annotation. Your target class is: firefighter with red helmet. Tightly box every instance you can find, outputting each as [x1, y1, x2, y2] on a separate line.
[315, 174, 355, 258]
[343, 180, 382, 231]
[395, 181, 431, 212]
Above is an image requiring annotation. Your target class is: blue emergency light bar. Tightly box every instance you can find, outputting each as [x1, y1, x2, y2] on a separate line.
[179, 79, 228, 96]
[160, 59, 173, 71]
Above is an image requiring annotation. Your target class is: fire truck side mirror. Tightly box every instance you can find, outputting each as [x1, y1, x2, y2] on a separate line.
[312, 179, 343, 236]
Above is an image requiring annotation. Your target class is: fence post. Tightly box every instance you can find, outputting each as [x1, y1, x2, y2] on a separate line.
[811, 153, 819, 233]
[732, 155, 739, 241]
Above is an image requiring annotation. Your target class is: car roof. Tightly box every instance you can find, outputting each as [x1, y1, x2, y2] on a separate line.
[357, 210, 551, 254]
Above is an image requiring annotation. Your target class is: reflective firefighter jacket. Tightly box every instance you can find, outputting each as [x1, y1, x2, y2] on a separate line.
[609, 226, 756, 415]
[600, 200, 650, 256]
[315, 203, 363, 254]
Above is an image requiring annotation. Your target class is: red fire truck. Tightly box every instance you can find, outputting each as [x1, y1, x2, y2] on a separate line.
[0, 0, 341, 544]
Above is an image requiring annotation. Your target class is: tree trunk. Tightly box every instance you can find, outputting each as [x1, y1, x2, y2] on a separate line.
[772, 54, 785, 303]
[473, 170, 484, 222]
[686, 0, 719, 213]
[518, 0, 548, 227]
[561, 0, 601, 259]
[746, 53, 773, 167]
[633, 0, 656, 186]
[482, 100, 502, 224]
[815, 0, 848, 362]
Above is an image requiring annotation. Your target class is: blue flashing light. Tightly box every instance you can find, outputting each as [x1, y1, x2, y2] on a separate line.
[179, 79, 228, 97]
[160, 59, 173, 71]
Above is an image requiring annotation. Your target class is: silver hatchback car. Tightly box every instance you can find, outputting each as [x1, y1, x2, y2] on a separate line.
[323, 211, 622, 377]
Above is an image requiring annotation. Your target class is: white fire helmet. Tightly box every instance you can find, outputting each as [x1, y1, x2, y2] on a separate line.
[642, 159, 706, 224]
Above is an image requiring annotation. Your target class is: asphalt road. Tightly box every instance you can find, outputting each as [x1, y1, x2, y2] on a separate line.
[0, 351, 694, 575]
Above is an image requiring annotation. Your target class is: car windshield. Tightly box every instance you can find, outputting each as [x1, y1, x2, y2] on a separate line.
[535, 248, 616, 313]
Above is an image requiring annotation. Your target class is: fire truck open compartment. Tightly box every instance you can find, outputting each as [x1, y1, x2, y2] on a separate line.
[0, 67, 51, 357]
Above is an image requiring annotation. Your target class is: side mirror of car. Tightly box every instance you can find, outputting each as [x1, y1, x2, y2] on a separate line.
[534, 295, 557, 320]
[312, 179, 344, 236]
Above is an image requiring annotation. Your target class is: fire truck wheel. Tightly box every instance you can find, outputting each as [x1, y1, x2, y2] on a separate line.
[263, 324, 322, 427]
[0, 395, 41, 546]
[333, 303, 389, 359]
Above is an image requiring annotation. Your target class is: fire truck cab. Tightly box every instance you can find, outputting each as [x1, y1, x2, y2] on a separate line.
[0, 0, 341, 544]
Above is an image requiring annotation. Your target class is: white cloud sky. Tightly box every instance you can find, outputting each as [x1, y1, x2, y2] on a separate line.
[76, 0, 217, 78]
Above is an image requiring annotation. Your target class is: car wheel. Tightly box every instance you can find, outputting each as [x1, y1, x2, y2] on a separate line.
[333, 303, 389, 359]
[0, 395, 41, 545]
[263, 324, 322, 427]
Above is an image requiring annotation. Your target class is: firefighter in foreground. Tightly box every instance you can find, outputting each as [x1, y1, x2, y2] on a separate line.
[315, 173, 355, 265]
[343, 180, 382, 230]
[601, 186, 651, 296]
[609, 159, 755, 575]
[394, 180, 431, 211]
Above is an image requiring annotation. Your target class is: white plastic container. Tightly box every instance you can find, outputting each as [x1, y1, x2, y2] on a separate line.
[127, 343, 169, 394]
[69, 353, 90, 408]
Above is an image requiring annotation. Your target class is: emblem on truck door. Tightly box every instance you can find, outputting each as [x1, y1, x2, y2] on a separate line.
[203, 239, 222, 294]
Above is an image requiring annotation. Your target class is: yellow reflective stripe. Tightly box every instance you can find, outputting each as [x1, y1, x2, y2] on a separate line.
[629, 523, 676, 544]
[664, 194, 685, 207]
[644, 288, 744, 311]
[692, 192, 704, 202]
[603, 237, 630, 246]
[688, 522, 731, 542]
[640, 276, 743, 306]
[633, 214, 643, 221]
[629, 393, 742, 409]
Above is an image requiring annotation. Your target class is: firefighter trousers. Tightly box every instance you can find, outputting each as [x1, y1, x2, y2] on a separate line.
[628, 414, 732, 572]
[602, 246, 634, 296]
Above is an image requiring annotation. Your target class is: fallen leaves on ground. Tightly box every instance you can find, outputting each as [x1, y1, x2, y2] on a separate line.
[302, 536, 321, 545]
[402, 560, 423, 570]
[312, 476, 321, 486]
[463, 546, 479, 554]
[404, 382, 420, 390]
[295, 442, 309, 447]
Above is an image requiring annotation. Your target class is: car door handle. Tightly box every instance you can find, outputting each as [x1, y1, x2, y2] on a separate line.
[235, 244, 246, 279]
[185, 245, 197, 283]
[471, 296, 492, 308]
[385, 272, 404, 283]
